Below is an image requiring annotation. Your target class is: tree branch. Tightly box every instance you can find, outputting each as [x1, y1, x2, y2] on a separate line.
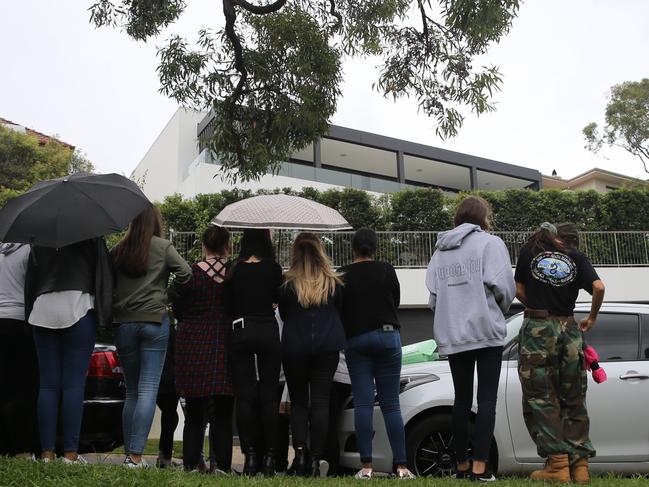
[222, 0, 247, 114]
[221, 0, 249, 165]
[235, 0, 287, 15]
[328, 0, 342, 30]
[634, 152, 649, 174]
[635, 144, 649, 160]
[417, 0, 430, 55]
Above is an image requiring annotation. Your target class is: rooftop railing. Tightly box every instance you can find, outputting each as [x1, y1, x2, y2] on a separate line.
[169, 230, 649, 268]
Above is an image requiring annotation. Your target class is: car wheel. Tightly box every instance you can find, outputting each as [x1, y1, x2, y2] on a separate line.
[406, 414, 470, 477]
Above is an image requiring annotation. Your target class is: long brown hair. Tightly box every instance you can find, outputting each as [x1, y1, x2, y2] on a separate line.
[283, 233, 342, 308]
[454, 196, 492, 231]
[113, 206, 163, 278]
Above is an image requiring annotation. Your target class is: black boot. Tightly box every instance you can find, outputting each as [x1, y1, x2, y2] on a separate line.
[243, 448, 258, 476]
[291, 447, 309, 477]
[262, 449, 276, 477]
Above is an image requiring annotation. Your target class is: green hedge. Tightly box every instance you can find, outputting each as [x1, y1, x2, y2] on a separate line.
[157, 187, 649, 233]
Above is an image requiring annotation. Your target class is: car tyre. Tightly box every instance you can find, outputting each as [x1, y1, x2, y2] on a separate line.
[406, 413, 496, 477]
[406, 414, 458, 477]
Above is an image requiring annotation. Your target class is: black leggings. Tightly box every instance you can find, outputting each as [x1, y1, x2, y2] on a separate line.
[183, 395, 234, 471]
[250, 384, 290, 471]
[230, 319, 281, 453]
[448, 346, 502, 463]
[0, 321, 40, 455]
[283, 351, 339, 459]
[156, 393, 179, 458]
[323, 381, 352, 475]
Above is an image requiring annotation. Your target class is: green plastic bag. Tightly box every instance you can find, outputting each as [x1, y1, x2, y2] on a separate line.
[401, 339, 439, 365]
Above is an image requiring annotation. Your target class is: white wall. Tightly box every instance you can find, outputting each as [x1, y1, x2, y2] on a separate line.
[397, 267, 649, 308]
[131, 108, 206, 202]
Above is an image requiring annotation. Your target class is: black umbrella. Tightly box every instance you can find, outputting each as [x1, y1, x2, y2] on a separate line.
[0, 172, 151, 248]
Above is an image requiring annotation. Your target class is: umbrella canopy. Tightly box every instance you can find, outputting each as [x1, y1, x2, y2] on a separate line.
[0, 172, 151, 247]
[212, 194, 352, 231]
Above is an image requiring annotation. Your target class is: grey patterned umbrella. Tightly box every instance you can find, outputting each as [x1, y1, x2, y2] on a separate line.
[212, 194, 352, 231]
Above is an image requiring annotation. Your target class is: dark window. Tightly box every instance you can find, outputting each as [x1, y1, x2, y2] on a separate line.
[576, 313, 640, 362]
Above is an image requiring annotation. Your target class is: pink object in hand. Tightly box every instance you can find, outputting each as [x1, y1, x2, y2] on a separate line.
[583, 346, 599, 370]
[591, 367, 607, 384]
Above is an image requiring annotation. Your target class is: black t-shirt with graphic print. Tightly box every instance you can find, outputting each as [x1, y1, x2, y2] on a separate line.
[514, 242, 600, 316]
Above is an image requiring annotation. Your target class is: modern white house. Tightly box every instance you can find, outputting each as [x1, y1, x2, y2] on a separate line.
[132, 108, 543, 202]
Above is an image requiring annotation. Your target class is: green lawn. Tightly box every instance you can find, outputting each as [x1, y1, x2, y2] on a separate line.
[1, 458, 648, 487]
[111, 439, 194, 458]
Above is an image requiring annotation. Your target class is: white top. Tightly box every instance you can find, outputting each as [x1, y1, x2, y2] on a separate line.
[29, 291, 94, 329]
[333, 351, 351, 384]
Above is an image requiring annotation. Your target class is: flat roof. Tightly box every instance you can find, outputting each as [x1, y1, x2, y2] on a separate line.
[324, 125, 541, 182]
[197, 114, 542, 189]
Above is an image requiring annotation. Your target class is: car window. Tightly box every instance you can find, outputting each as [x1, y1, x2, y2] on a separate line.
[576, 312, 640, 362]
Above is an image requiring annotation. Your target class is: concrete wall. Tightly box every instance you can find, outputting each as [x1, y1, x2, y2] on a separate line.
[131, 108, 205, 203]
[397, 266, 649, 307]
[572, 179, 610, 192]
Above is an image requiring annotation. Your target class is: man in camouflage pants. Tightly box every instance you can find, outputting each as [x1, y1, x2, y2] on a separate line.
[518, 315, 595, 465]
[515, 223, 605, 483]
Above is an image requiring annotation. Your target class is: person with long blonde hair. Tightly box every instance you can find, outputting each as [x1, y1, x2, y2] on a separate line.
[278, 233, 345, 477]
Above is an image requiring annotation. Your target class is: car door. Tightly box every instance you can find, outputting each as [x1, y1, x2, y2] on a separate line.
[575, 311, 649, 462]
[506, 311, 649, 463]
[505, 316, 539, 463]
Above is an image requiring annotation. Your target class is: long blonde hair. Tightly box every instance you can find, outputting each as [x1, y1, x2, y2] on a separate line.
[284, 233, 342, 308]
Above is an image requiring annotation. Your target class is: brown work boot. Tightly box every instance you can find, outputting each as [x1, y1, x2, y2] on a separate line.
[570, 458, 590, 484]
[530, 454, 570, 482]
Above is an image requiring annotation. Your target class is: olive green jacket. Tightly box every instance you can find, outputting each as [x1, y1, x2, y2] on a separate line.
[112, 236, 191, 324]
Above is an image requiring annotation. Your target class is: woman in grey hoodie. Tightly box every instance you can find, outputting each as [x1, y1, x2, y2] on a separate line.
[0, 243, 38, 457]
[425, 196, 515, 481]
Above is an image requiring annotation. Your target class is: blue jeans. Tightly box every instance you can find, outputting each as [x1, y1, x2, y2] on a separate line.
[345, 328, 406, 466]
[114, 317, 169, 455]
[32, 312, 96, 452]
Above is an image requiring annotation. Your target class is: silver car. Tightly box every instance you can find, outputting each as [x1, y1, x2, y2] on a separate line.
[338, 303, 649, 476]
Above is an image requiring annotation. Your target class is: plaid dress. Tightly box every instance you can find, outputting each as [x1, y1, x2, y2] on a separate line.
[174, 258, 233, 398]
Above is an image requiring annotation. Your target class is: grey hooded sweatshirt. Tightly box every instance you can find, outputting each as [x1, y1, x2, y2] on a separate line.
[425, 223, 515, 356]
[0, 243, 30, 321]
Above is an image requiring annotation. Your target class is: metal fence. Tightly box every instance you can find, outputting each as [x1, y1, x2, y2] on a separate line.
[169, 230, 649, 268]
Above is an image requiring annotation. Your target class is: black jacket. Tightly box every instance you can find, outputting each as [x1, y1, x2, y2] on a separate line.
[278, 282, 346, 356]
[25, 238, 114, 329]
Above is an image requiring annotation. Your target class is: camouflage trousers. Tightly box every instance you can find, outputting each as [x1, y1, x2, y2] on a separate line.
[518, 316, 595, 462]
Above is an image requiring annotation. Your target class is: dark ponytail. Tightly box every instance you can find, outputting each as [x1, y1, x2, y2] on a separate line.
[352, 228, 377, 258]
[526, 222, 567, 254]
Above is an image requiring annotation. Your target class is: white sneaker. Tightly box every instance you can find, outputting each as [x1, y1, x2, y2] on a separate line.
[355, 467, 373, 479]
[316, 460, 329, 478]
[61, 455, 88, 465]
[473, 472, 497, 482]
[396, 467, 416, 479]
[123, 456, 148, 468]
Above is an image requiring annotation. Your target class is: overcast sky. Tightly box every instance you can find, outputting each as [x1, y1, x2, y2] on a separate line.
[2, 1, 649, 181]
